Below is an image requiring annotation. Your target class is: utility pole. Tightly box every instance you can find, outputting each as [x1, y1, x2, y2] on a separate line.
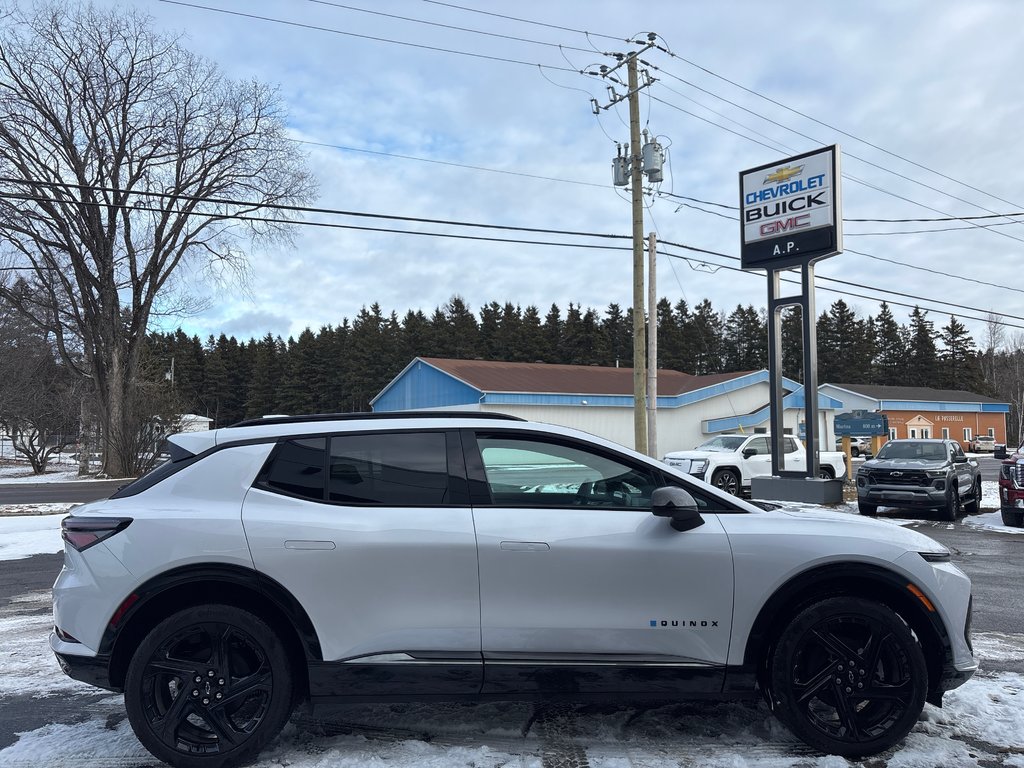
[627, 52, 647, 455]
[646, 232, 658, 458]
[593, 37, 661, 455]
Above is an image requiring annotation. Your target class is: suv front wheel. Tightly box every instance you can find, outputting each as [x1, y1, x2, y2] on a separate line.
[124, 604, 295, 768]
[769, 596, 927, 758]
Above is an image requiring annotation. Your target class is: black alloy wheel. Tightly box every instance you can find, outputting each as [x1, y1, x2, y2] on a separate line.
[770, 597, 926, 758]
[941, 485, 959, 522]
[124, 604, 294, 768]
[963, 479, 982, 515]
[711, 468, 741, 496]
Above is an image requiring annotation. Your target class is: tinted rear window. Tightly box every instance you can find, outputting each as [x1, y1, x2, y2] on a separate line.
[328, 432, 448, 505]
[260, 438, 327, 500]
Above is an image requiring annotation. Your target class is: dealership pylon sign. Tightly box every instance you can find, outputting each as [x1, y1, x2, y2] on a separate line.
[740, 145, 843, 505]
[740, 145, 842, 270]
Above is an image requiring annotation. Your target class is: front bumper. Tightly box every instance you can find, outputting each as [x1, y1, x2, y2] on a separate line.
[859, 486, 947, 508]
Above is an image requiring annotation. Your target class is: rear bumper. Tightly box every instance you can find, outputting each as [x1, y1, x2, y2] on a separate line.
[50, 632, 120, 693]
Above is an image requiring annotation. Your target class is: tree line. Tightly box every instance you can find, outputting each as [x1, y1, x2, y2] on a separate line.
[143, 295, 998, 427]
[5, 293, 1023, 475]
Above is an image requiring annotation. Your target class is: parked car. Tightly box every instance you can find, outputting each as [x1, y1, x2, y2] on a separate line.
[972, 435, 996, 453]
[663, 433, 847, 496]
[856, 438, 982, 520]
[998, 444, 1024, 527]
[52, 412, 976, 766]
[835, 435, 873, 458]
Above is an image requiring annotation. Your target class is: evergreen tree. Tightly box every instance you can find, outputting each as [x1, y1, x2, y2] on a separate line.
[816, 300, 867, 383]
[906, 306, 940, 386]
[655, 298, 683, 371]
[873, 302, 908, 385]
[939, 315, 985, 393]
[245, 334, 283, 418]
[687, 299, 724, 374]
[722, 304, 766, 372]
[781, 307, 804, 381]
[542, 303, 562, 362]
[519, 305, 546, 363]
[601, 302, 633, 368]
[477, 302, 502, 359]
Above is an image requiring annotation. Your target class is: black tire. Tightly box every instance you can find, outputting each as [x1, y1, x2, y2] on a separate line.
[1002, 509, 1024, 528]
[711, 468, 741, 496]
[818, 467, 835, 480]
[769, 596, 927, 758]
[963, 479, 982, 515]
[940, 485, 959, 521]
[850, 448, 860, 458]
[857, 501, 877, 516]
[125, 604, 294, 768]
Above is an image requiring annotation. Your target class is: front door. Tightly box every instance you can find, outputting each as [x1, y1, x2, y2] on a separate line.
[466, 430, 735, 696]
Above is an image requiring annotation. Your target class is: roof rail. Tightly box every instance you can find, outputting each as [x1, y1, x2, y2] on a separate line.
[225, 411, 525, 428]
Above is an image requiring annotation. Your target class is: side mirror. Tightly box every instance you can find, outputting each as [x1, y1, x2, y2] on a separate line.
[651, 486, 705, 532]
[742, 447, 757, 458]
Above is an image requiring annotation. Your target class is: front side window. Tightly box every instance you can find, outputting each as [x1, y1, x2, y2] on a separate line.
[782, 437, 799, 454]
[476, 435, 658, 509]
[328, 432, 449, 505]
[746, 437, 770, 455]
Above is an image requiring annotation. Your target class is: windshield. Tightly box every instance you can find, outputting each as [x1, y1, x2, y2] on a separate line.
[695, 435, 748, 452]
[875, 441, 947, 461]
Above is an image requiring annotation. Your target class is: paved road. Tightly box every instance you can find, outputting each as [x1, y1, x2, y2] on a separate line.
[0, 479, 127, 504]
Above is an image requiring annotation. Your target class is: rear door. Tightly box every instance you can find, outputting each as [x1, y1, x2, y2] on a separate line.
[241, 430, 481, 694]
[466, 429, 735, 696]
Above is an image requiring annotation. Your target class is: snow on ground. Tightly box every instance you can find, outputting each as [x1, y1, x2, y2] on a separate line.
[0, 513, 69, 560]
[3, 483, 1024, 764]
[2, 599, 1023, 767]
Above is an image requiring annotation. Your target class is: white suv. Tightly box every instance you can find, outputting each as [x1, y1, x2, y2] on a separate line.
[51, 412, 976, 767]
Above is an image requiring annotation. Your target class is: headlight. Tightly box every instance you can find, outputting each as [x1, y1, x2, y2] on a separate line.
[1000, 463, 1012, 481]
[919, 551, 951, 563]
[689, 459, 708, 474]
[926, 469, 947, 479]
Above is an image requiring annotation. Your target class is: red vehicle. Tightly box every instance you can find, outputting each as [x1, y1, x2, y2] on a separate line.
[999, 446, 1024, 527]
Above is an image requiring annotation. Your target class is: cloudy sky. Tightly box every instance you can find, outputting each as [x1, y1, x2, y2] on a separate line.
[101, 0, 1024, 345]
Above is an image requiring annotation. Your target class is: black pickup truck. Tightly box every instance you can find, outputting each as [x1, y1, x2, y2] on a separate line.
[856, 438, 982, 520]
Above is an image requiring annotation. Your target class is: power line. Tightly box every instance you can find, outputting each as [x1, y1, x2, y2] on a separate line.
[419, 0, 624, 42]
[651, 45, 1024, 220]
[658, 245, 1024, 331]
[305, 0, 600, 55]
[296, 139, 607, 188]
[649, 83, 1024, 248]
[4, 178, 1019, 323]
[158, 0, 578, 72]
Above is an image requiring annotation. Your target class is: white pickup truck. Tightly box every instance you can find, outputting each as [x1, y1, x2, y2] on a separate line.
[663, 433, 848, 496]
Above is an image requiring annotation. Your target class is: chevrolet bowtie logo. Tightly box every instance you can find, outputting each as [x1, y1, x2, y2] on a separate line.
[890, 471, 903, 477]
[763, 165, 804, 184]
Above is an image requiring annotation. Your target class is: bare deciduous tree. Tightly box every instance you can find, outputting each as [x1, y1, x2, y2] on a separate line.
[0, 2, 316, 475]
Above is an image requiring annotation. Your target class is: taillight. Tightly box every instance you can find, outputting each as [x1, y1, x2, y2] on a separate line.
[61, 516, 133, 552]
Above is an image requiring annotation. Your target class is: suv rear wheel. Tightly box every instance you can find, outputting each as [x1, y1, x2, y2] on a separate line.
[769, 597, 927, 758]
[124, 604, 294, 768]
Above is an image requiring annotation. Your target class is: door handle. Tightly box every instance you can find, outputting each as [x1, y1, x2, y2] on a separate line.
[499, 541, 550, 552]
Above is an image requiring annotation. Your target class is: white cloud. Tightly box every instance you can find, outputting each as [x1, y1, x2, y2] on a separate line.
[95, 0, 1024, 343]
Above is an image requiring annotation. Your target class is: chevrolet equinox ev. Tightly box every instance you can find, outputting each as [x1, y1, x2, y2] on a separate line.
[51, 412, 976, 767]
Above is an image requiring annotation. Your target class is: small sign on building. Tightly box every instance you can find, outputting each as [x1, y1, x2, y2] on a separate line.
[739, 145, 842, 270]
